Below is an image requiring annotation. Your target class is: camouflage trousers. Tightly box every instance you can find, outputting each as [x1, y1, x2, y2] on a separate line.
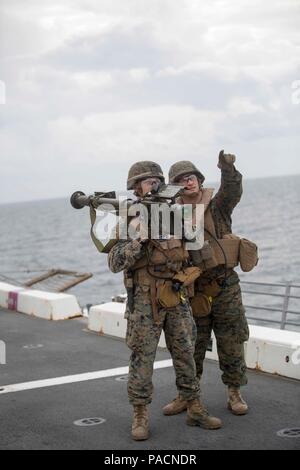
[194, 273, 249, 388]
[126, 288, 200, 406]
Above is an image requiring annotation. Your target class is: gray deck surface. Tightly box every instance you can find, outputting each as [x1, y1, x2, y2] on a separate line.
[0, 307, 299, 450]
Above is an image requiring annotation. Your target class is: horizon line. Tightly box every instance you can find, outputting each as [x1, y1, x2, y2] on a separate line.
[1, 171, 300, 207]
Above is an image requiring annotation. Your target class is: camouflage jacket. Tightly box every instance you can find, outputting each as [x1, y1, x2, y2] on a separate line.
[199, 165, 243, 283]
[209, 165, 243, 239]
[107, 238, 146, 273]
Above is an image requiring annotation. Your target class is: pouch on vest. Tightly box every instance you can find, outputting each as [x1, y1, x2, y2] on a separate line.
[186, 283, 194, 298]
[239, 238, 259, 272]
[189, 241, 218, 270]
[191, 293, 212, 317]
[202, 280, 222, 298]
[212, 235, 240, 269]
[134, 268, 152, 286]
[157, 281, 180, 308]
[172, 267, 202, 287]
[150, 239, 188, 265]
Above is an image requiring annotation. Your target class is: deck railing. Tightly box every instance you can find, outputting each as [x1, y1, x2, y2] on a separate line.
[240, 281, 300, 330]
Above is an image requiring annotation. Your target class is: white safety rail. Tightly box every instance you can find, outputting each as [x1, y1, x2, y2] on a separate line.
[89, 302, 300, 380]
[0, 282, 82, 320]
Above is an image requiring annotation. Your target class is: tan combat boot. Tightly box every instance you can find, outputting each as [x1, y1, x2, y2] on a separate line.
[162, 394, 188, 416]
[227, 387, 248, 415]
[186, 399, 222, 430]
[131, 405, 149, 441]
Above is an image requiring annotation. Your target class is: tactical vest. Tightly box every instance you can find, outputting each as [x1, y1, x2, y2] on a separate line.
[180, 189, 258, 318]
[180, 189, 258, 276]
[125, 238, 200, 322]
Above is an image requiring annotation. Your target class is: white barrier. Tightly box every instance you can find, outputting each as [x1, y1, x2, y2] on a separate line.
[245, 326, 300, 380]
[0, 282, 25, 310]
[0, 282, 82, 320]
[206, 326, 300, 379]
[88, 302, 300, 380]
[89, 302, 167, 348]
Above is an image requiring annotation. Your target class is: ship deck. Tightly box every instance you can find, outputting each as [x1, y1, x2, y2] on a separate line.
[0, 307, 299, 450]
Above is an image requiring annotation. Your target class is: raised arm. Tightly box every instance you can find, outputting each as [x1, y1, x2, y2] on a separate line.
[213, 150, 243, 216]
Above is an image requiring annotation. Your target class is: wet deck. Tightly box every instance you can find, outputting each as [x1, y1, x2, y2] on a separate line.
[0, 307, 299, 450]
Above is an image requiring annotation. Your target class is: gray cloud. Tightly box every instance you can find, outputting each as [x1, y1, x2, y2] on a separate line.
[43, 25, 169, 71]
[0, 0, 300, 203]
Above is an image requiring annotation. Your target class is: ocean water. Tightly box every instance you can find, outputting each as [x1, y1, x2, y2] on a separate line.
[1, 174, 300, 329]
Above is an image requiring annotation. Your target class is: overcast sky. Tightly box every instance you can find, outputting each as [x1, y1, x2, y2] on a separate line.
[0, 0, 300, 203]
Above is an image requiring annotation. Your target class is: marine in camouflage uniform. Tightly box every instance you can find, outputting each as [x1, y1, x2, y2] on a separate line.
[108, 161, 222, 441]
[108, 238, 199, 406]
[163, 151, 250, 417]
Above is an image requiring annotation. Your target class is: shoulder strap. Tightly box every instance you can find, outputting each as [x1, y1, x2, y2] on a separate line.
[89, 206, 118, 253]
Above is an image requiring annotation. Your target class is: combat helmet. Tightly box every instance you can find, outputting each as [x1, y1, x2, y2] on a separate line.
[168, 161, 205, 184]
[127, 161, 165, 190]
